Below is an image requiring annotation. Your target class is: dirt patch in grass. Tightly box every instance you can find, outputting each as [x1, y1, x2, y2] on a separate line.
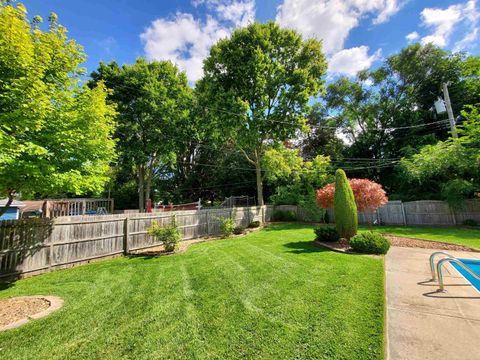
[385, 235, 477, 252]
[0, 296, 64, 331]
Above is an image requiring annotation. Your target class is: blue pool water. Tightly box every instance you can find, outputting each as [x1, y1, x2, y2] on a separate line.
[452, 259, 480, 292]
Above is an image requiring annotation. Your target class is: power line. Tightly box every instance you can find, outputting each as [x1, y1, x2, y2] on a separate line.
[202, 105, 451, 132]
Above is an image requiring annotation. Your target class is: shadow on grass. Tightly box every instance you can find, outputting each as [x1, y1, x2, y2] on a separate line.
[0, 282, 14, 291]
[283, 241, 328, 254]
[263, 223, 314, 232]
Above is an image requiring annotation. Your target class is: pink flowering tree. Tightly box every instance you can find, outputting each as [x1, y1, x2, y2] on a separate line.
[316, 178, 388, 212]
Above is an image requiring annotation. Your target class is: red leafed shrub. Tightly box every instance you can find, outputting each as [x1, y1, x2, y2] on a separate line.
[316, 178, 388, 212]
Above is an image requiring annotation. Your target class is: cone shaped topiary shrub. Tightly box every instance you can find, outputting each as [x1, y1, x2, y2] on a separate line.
[333, 169, 358, 240]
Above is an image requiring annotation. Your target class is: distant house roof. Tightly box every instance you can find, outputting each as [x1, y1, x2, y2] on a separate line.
[0, 199, 25, 208]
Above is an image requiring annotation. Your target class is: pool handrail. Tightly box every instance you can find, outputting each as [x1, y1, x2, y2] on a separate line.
[436, 257, 480, 292]
[429, 252, 454, 280]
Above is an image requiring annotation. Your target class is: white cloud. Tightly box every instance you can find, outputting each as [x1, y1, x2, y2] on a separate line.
[328, 46, 381, 77]
[405, 31, 419, 42]
[420, 0, 479, 49]
[276, 0, 403, 55]
[140, 1, 255, 83]
[454, 28, 478, 51]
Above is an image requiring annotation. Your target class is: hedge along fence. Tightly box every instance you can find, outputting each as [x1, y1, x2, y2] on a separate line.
[0, 206, 273, 279]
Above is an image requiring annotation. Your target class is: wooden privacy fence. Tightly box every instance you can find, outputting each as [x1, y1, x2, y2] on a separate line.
[323, 200, 480, 226]
[0, 206, 273, 279]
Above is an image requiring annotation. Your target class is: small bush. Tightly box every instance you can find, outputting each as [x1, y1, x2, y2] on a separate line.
[463, 219, 478, 227]
[233, 226, 245, 235]
[147, 220, 181, 252]
[220, 218, 236, 237]
[272, 210, 297, 222]
[248, 221, 261, 228]
[350, 232, 390, 255]
[314, 226, 339, 242]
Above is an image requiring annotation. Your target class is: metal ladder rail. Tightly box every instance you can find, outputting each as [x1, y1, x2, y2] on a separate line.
[429, 252, 454, 280]
[436, 258, 480, 292]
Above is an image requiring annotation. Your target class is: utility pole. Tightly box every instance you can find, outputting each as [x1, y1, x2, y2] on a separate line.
[442, 82, 458, 139]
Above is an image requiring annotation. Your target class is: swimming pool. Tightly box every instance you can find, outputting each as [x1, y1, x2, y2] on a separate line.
[452, 259, 480, 292]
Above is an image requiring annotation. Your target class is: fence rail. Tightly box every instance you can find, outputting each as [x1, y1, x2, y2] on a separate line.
[324, 199, 480, 226]
[0, 206, 272, 279]
[2, 199, 479, 279]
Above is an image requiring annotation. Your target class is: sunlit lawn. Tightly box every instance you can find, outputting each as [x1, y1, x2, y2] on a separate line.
[0, 224, 384, 360]
[364, 225, 480, 250]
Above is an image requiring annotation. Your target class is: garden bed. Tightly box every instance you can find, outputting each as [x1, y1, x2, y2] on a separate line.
[384, 235, 477, 252]
[316, 234, 478, 253]
[0, 296, 63, 331]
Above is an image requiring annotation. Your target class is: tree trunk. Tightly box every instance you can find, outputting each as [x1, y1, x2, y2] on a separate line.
[145, 163, 153, 208]
[138, 165, 145, 212]
[0, 190, 15, 218]
[255, 161, 264, 206]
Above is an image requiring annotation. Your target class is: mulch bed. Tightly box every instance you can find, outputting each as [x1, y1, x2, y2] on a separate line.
[384, 235, 477, 252]
[0, 297, 50, 327]
[0, 296, 63, 331]
[316, 235, 477, 253]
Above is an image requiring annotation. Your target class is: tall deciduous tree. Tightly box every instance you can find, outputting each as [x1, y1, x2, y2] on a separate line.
[197, 22, 327, 205]
[90, 59, 192, 211]
[0, 2, 116, 215]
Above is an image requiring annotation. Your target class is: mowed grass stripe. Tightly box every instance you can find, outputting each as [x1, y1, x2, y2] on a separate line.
[0, 224, 384, 360]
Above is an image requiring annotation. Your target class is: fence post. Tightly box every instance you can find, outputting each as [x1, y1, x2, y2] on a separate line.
[205, 211, 210, 235]
[247, 206, 250, 226]
[401, 202, 407, 226]
[261, 206, 265, 224]
[123, 217, 129, 254]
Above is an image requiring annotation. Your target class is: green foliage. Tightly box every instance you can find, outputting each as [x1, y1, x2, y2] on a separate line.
[321, 44, 480, 201]
[314, 226, 339, 242]
[350, 232, 390, 255]
[334, 169, 358, 239]
[298, 194, 326, 222]
[272, 210, 297, 222]
[220, 218, 236, 237]
[262, 146, 303, 183]
[268, 149, 331, 223]
[233, 226, 245, 235]
[147, 219, 181, 252]
[90, 58, 192, 210]
[248, 221, 261, 228]
[462, 219, 478, 227]
[271, 185, 325, 222]
[0, 3, 116, 203]
[198, 21, 327, 205]
[402, 106, 480, 207]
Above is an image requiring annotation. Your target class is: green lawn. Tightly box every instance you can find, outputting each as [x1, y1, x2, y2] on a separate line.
[363, 225, 480, 250]
[0, 224, 384, 360]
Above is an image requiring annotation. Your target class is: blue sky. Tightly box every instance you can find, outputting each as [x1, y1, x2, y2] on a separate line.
[22, 0, 479, 82]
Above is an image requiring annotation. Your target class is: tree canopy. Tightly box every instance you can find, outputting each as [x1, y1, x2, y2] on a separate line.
[90, 59, 192, 210]
[0, 2, 116, 213]
[197, 21, 327, 205]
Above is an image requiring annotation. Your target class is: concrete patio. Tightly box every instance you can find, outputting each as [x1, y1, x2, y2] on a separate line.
[386, 246, 480, 360]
